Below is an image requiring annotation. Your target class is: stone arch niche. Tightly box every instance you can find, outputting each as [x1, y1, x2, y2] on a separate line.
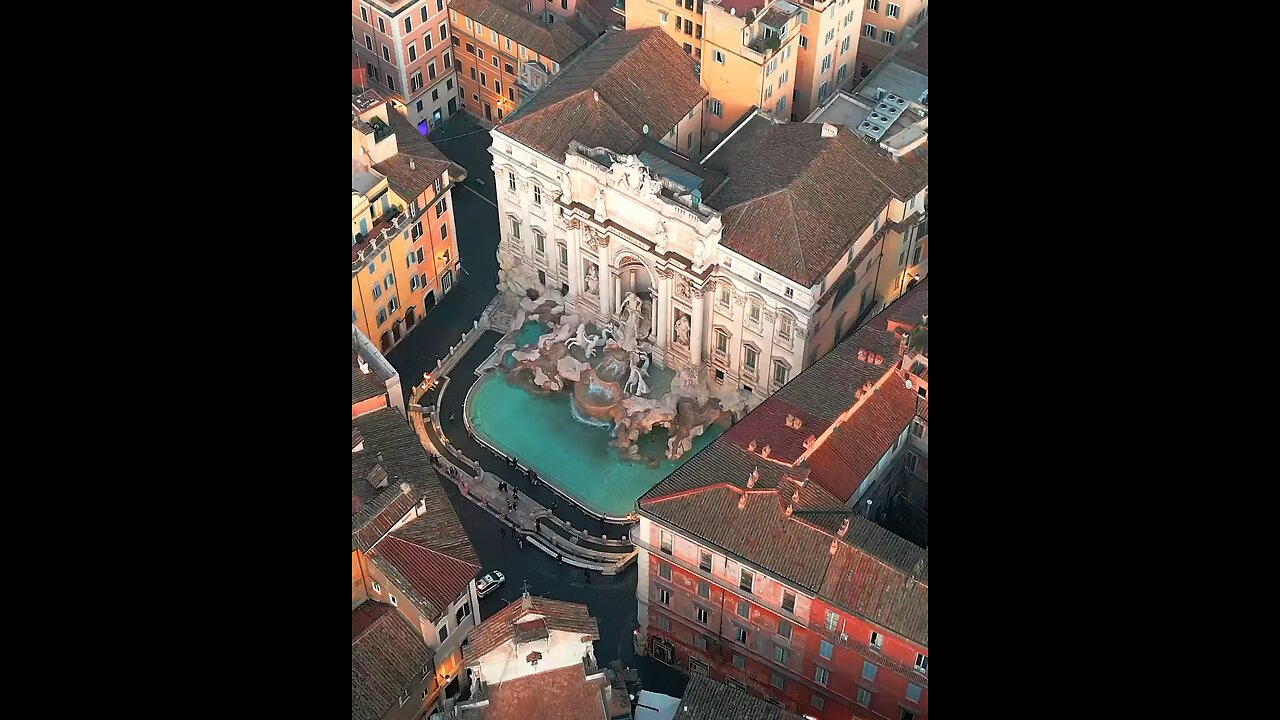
[613, 251, 658, 333]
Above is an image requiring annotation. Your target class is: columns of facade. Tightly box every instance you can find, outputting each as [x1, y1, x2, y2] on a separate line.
[599, 260, 613, 321]
[565, 225, 580, 301]
[653, 269, 668, 351]
[613, 270, 623, 319]
[689, 288, 706, 366]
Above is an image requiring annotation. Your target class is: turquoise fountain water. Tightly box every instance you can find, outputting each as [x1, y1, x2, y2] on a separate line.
[471, 322, 721, 517]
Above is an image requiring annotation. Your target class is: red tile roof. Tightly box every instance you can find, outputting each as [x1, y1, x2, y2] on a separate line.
[373, 107, 454, 201]
[465, 596, 599, 662]
[465, 663, 608, 720]
[369, 531, 482, 620]
[352, 600, 432, 720]
[499, 28, 706, 160]
[705, 124, 927, 285]
[805, 374, 919, 503]
[448, 0, 604, 63]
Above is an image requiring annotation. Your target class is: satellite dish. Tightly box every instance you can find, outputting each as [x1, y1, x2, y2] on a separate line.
[642, 124, 650, 135]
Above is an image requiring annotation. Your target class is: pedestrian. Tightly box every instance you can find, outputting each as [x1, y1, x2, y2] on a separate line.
[449, 413, 456, 423]
[498, 480, 506, 493]
[512, 488, 519, 499]
[551, 500, 557, 512]
[501, 527, 506, 539]
[518, 538, 524, 549]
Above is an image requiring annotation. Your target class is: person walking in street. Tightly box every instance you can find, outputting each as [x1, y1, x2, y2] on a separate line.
[449, 413, 456, 423]
[551, 499, 557, 512]
[518, 537, 524, 549]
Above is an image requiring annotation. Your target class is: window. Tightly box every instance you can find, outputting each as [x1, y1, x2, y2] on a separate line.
[534, 231, 545, 253]
[695, 635, 708, 650]
[870, 631, 883, 650]
[777, 314, 793, 341]
[364, 35, 373, 51]
[477, 48, 485, 61]
[439, 22, 447, 41]
[659, 562, 672, 580]
[907, 683, 921, 703]
[466, 41, 475, 54]
[771, 673, 785, 689]
[372, 284, 383, 301]
[437, 620, 449, 643]
[360, 6, 369, 22]
[841, 36, 850, 54]
[428, 61, 437, 80]
[425, 34, 433, 52]
[377, 16, 386, 33]
[389, 593, 398, 606]
[825, 29, 835, 44]
[408, 43, 417, 62]
[782, 591, 795, 613]
[480, 71, 487, 87]
[773, 645, 789, 665]
[456, 602, 471, 622]
[699, 550, 712, 572]
[533, 185, 542, 205]
[717, 285, 731, 307]
[656, 616, 670, 631]
[772, 359, 789, 386]
[864, 23, 876, 38]
[558, 243, 568, 268]
[915, 653, 928, 674]
[715, 330, 729, 356]
[819, 639, 833, 660]
[747, 299, 761, 324]
[412, 222, 424, 240]
[708, 99, 723, 117]
[687, 132, 693, 149]
[819, 81, 829, 99]
[867, 0, 878, 10]
[815, 666, 829, 686]
[733, 654, 745, 669]
[660, 12, 668, 23]
[862, 661, 877, 681]
[440, 223, 449, 240]
[739, 568, 754, 593]
[812, 695, 826, 711]
[778, 620, 792, 639]
[696, 606, 709, 624]
[736, 598, 749, 618]
[386, 74, 394, 91]
[659, 530, 673, 554]
[697, 581, 709, 599]
[799, 35, 808, 49]
[387, 296, 399, 314]
[465, 17, 472, 29]
[776, 97, 786, 114]
[404, 16, 412, 32]
[509, 217, 521, 240]
[372, 580, 382, 593]
[825, 610, 839, 631]
[491, 28, 498, 42]
[734, 626, 748, 644]
[659, 588, 671, 605]
[886, 3, 899, 18]
[423, 5, 430, 21]
[411, 72, 423, 92]
[714, 49, 725, 64]
[882, 29, 895, 44]
[784, 286, 794, 298]
[743, 345, 758, 372]
[410, 274, 420, 291]
[382, 45, 391, 62]
[856, 688, 871, 706]
[436, 198, 448, 217]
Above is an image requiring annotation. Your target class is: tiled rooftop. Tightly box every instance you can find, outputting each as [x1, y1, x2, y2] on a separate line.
[464, 595, 600, 662]
[500, 28, 707, 160]
[677, 674, 805, 720]
[352, 599, 432, 720]
[455, 663, 609, 720]
[448, 0, 605, 63]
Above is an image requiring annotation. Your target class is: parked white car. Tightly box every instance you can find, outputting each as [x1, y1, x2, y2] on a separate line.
[476, 571, 506, 598]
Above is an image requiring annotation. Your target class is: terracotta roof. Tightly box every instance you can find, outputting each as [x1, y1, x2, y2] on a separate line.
[352, 351, 387, 405]
[678, 674, 805, 720]
[352, 408, 480, 619]
[702, 109, 778, 174]
[464, 596, 600, 662]
[456, 663, 608, 720]
[639, 307, 930, 646]
[448, 0, 604, 63]
[881, 275, 929, 331]
[369, 527, 482, 620]
[806, 375, 919, 502]
[814, 223, 893, 307]
[373, 106, 453, 200]
[352, 600, 432, 720]
[705, 124, 927, 286]
[499, 28, 706, 160]
[916, 397, 928, 423]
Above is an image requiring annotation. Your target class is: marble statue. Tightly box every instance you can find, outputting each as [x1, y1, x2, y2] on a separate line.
[565, 323, 591, 353]
[559, 171, 572, 203]
[594, 186, 607, 221]
[621, 292, 643, 327]
[692, 239, 708, 271]
[654, 220, 669, 255]
[674, 314, 691, 346]
[621, 155, 647, 192]
[642, 174, 663, 197]
[584, 263, 599, 294]
[625, 365, 650, 396]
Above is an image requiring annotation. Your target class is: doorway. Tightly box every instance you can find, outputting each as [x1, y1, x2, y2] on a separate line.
[484, 102, 492, 121]
[424, 289, 437, 312]
[650, 637, 674, 665]
[406, 306, 417, 329]
[448, 97, 457, 115]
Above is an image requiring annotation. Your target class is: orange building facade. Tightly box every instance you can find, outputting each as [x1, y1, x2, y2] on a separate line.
[448, 0, 605, 124]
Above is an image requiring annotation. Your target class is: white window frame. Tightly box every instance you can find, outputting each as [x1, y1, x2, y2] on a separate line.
[389, 594, 398, 607]
[886, 3, 900, 19]
[906, 683, 922, 703]
[864, 24, 876, 38]
[882, 29, 895, 44]
[533, 184, 542, 205]
[714, 49, 725, 64]
[372, 580, 382, 593]
[815, 665, 829, 686]
[867, 0, 879, 11]
[660, 12, 669, 24]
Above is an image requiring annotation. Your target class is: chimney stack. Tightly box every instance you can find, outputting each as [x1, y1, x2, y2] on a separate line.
[821, 123, 838, 138]
[737, 493, 748, 510]
[838, 516, 851, 537]
[747, 468, 759, 488]
[829, 539, 839, 555]
[760, 445, 771, 459]
[409, 159, 416, 170]
[747, 439, 757, 452]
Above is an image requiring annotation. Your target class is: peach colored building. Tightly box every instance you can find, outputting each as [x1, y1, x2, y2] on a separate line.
[353, 325, 406, 418]
[352, 405, 484, 716]
[353, 0, 462, 132]
[852, 0, 927, 87]
[352, 90, 466, 353]
[448, 0, 606, 124]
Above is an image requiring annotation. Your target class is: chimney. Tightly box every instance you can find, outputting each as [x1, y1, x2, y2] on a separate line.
[409, 159, 416, 170]
[857, 349, 867, 362]
[358, 355, 371, 374]
[747, 439, 757, 452]
[829, 539, 839, 555]
[821, 123, 838, 138]
[737, 493, 748, 509]
[784, 502, 794, 517]
[593, 90, 600, 102]
[862, 380, 874, 394]
[521, 587, 532, 610]
[837, 516, 851, 537]
[760, 445, 771, 459]
[747, 468, 759, 488]
[802, 435, 816, 448]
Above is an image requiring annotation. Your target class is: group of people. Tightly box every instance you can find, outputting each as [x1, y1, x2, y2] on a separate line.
[428, 453, 459, 479]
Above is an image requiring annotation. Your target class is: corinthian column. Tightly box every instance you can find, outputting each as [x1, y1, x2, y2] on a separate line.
[690, 286, 706, 366]
[599, 258, 612, 323]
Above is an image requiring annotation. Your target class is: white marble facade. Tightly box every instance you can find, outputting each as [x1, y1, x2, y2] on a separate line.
[490, 134, 815, 399]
